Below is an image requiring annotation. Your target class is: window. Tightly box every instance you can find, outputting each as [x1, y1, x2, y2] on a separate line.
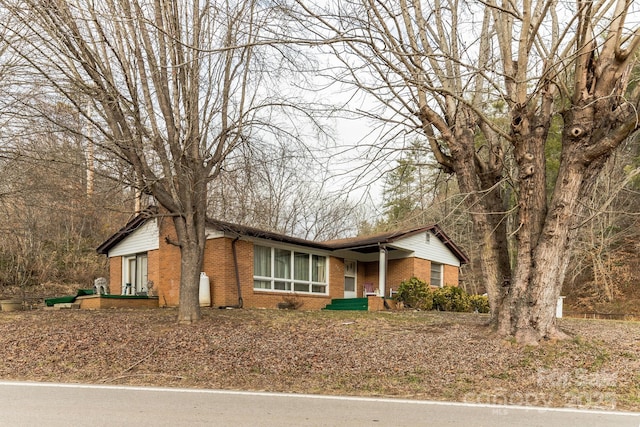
[430, 263, 443, 287]
[274, 248, 291, 290]
[123, 253, 148, 295]
[253, 245, 328, 294]
[253, 246, 271, 289]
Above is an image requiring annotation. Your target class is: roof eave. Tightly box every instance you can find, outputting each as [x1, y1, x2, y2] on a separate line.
[97, 208, 470, 265]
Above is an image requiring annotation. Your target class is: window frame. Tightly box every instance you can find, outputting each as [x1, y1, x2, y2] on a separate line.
[430, 262, 443, 288]
[253, 244, 329, 295]
[122, 252, 149, 295]
[343, 259, 357, 294]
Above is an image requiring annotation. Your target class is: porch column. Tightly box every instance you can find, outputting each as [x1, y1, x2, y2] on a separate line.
[379, 246, 387, 297]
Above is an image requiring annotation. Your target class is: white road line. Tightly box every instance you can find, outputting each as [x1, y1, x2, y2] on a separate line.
[0, 380, 637, 418]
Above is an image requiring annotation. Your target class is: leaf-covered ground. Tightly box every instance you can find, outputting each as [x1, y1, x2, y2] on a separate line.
[0, 308, 638, 411]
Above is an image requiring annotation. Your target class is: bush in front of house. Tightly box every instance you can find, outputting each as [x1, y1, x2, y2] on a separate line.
[469, 294, 490, 313]
[394, 277, 433, 310]
[395, 279, 490, 313]
[432, 285, 471, 312]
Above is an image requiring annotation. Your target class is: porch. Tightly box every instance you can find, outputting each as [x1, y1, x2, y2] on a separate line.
[75, 294, 159, 309]
[45, 289, 159, 310]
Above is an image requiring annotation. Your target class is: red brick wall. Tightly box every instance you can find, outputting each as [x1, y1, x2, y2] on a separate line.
[443, 264, 459, 287]
[147, 249, 160, 296]
[362, 261, 379, 291]
[328, 257, 344, 300]
[387, 258, 415, 291]
[367, 296, 385, 311]
[78, 295, 159, 309]
[114, 215, 463, 309]
[108, 257, 122, 294]
[226, 239, 254, 307]
[359, 258, 425, 296]
[203, 237, 235, 307]
[202, 237, 334, 310]
[246, 291, 332, 310]
[413, 258, 431, 283]
[156, 216, 181, 307]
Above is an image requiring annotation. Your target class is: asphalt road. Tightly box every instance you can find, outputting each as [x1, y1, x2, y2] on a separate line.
[0, 381, 638, 426]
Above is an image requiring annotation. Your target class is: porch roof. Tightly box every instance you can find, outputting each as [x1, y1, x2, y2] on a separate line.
[322, 224, 469, 264]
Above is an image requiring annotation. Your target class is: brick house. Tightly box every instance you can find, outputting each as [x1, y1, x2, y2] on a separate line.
[97, 208, 469, 309]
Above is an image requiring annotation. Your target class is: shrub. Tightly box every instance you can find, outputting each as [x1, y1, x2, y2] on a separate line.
[469, 294, 490, 313]
[432, 286, 471, 312]
[277, 295, 303, 310]
[395, 277, 433, 310]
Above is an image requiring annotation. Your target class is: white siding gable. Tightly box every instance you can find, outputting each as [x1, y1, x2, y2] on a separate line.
[392, 231, 461, 267]
[109, 219, 159, 257]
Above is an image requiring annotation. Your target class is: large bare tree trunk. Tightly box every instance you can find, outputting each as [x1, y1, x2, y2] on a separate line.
[448, 127, 511, 322]
[294, 0, 640, 342]
[493, 9, 639, 342]
[174, 217, 205, 323]
[172, 175, 208, 323]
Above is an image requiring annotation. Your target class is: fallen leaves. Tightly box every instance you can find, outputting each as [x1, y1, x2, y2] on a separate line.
[0, 308, 638, 410]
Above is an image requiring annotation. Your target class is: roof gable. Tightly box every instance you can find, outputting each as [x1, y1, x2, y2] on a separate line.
[96, 207, 158, 255]
[322, 224, 469, 264]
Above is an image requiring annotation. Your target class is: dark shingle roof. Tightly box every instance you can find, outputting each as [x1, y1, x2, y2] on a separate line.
[97, 207, 468, 264]
[205, 218, 331, 251]
[323, 224, 469, 264]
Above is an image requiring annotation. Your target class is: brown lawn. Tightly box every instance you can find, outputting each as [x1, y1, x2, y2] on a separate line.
[0, 308, 638, 411]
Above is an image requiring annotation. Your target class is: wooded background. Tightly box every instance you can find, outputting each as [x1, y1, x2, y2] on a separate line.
[0, 0, 638, 324]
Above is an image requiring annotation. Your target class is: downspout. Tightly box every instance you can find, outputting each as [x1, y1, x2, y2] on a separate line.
[231, 236, 244, 308]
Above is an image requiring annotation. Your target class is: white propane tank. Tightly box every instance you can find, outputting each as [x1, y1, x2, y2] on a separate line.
[199, 272, 211, 307]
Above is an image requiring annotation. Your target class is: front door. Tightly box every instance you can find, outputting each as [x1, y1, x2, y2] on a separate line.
[344, 260, 357, 298]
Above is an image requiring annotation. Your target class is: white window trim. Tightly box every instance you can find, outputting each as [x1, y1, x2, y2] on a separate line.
[253, 245, 329, 295]
[122, 253, 149, 295]
[430, 262, 443, 288]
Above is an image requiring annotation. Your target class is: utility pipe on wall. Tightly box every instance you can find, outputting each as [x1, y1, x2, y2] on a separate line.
[379, 245, 387, 298]
[231, 236, 244, 308]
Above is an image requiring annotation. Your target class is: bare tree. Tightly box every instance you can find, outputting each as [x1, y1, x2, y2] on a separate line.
[208, 145, 361, 240]
[294, 0, 640, 342]
[0, 124, 130, 294]
[2, 0, 318, 322]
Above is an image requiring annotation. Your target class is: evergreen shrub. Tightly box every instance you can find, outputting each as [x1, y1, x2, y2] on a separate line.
[394, 277, 433, 310]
